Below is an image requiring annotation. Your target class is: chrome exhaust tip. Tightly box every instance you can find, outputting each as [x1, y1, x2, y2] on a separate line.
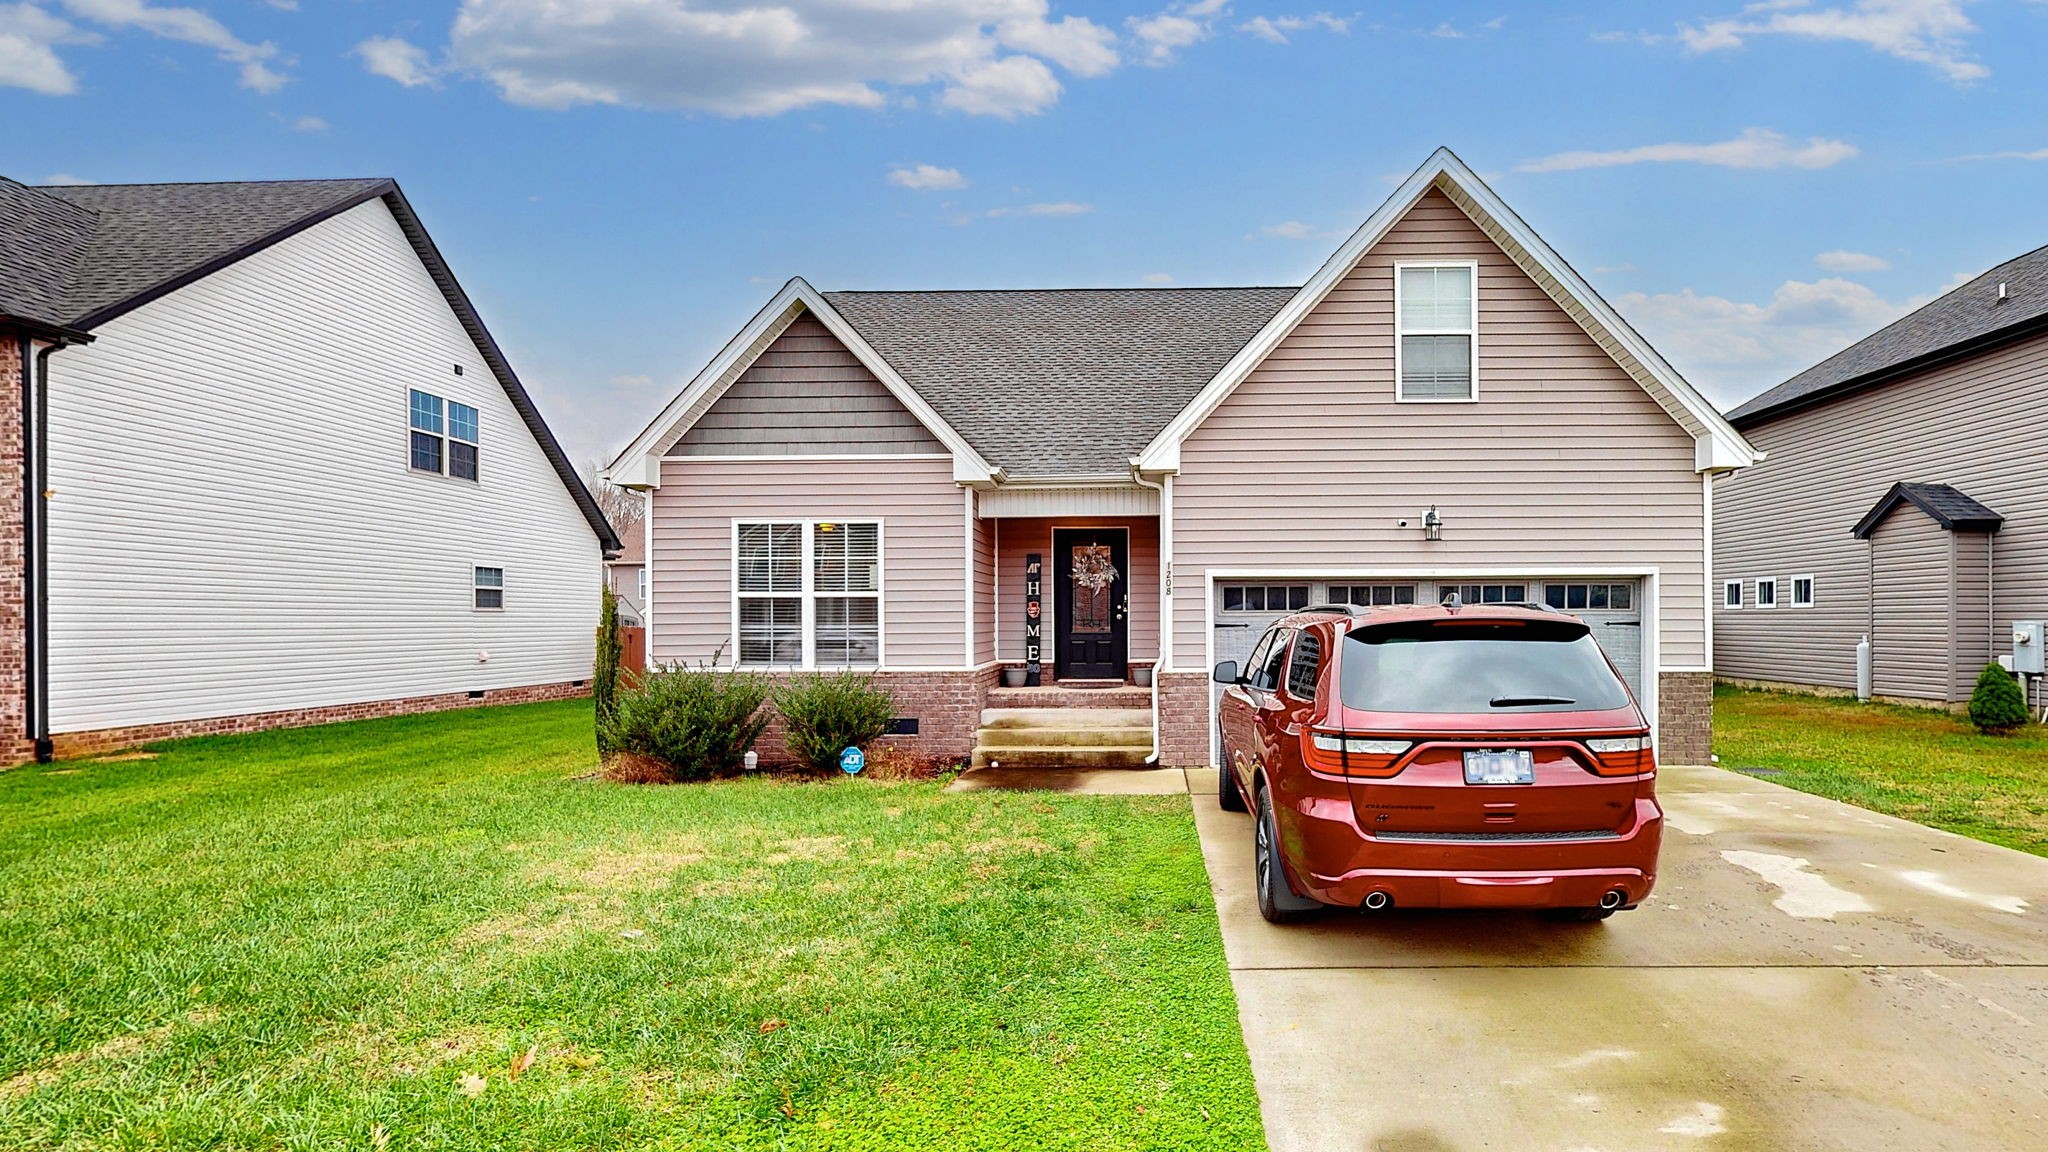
[1362, 891, 1392, 912]
[1600, 889, 1626, 911]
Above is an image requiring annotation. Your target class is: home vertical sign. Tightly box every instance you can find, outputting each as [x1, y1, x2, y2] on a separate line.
[1023, 552, 1043, 687]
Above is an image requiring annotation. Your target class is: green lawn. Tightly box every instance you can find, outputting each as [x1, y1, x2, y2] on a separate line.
[1714, 685, 2048, 857]
[0, 700, 1263, 1151]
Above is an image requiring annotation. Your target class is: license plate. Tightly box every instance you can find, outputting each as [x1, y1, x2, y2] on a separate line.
[1463, 749, 1535, 785]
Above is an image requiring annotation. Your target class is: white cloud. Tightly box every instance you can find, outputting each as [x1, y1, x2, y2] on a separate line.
[938, 54, 1060, 118]
[888, 163, 968, 191]
[985, 200, 1092, 217]
[1142, 272, 1174, 284]
[60, 0, 287, 91]
[1951, 146, 2048, 161]
[1238, 13, 1348, 44]
[1128, 1, 1225, 65]
[1253, 220, 1319, 239]
[1616, 276, 1938, 406]
[1518, 128, 1858, 173]
[291, 114, 327, 133]
[1678, 0, 1987, 84]
[438, 0, 1118, 118]
[41, 172, 91, 185]
[355, 35, 437, 88]
[1428, 22, 1465, 38]
[1814, 249, 1890, 272]
[0, 4, 91, 94]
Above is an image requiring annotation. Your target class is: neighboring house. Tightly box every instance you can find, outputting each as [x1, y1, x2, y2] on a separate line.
[1715, 242, 2048, 706]
[0, 175, 619, 762]
[607, 149, 1756, 767]
[605, 526, 647, 626]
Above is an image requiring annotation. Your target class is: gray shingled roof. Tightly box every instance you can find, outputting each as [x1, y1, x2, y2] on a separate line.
[0, 174, 619, 552]
[1852, 481, 2004, 539]
[1731, 242, 2048, 427]
[1, 177, 388, 329]
[824, 287, 1296, 475]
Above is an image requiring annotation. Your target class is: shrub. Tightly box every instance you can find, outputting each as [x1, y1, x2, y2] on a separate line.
[600, 659, 770, 783]
[776, 672, 898, 775]
[593, 584, 623, 754]
[1968, 662, 2029, 734]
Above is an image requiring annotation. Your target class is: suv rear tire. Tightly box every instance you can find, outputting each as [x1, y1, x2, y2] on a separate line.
[1217, 724, 1247, 812]
[1255, 786, 1321, 924]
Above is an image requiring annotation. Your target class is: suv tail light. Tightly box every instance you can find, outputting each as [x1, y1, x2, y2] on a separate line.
[1304, 730, 1413, 777]
[1583, 734, 1655, 776]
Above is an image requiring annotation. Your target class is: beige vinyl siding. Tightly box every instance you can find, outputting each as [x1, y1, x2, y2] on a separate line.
[972, 507, 996, 665]
[1715, 329, 2048, 699]
[648, 456, 965, 667]
[1170, 188, 1705, 668]
[994, 517, 1160, 663]
[1870, 512, 1954, 700]
[669, 316, 943, 456]
[1952, 531, 1995, 699]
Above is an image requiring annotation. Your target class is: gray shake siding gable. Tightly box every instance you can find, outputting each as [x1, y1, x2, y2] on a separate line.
[671, 317, 942, 456]
[1716, 324, 2048, 703]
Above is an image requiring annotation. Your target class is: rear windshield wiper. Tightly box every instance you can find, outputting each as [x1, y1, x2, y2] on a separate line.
[1489, 694, 1575, 707]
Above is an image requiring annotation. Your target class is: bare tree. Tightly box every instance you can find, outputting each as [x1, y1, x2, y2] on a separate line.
[585, 459, 645, 540]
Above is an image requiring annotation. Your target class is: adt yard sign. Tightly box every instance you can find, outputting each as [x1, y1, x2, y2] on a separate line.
[840, 746, 865, 775]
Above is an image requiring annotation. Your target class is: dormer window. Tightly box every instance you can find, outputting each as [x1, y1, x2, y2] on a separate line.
[1395, 262, 1478, 401]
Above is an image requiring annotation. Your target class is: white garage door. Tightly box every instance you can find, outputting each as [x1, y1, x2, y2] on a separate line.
[1541, 581, 1645, 700]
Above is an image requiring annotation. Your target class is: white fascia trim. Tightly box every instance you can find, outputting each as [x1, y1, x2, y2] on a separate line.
[1207, 565, 1663, 579]
[1135, 147, 1760, 474]
[994, 472, 1147, 488]
[603, 278, 997, 488]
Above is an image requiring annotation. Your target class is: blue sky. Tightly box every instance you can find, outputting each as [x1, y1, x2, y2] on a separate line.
[5, 1, 2047, 466]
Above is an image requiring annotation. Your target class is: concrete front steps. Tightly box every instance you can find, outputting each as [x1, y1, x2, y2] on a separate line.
[971, 704, 1155, 769]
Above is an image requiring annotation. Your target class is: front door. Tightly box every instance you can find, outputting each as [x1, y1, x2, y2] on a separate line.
[1053, 528, 1129, 680]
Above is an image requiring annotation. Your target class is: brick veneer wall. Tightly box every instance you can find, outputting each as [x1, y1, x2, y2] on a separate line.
[1657, 671, 1713, 765]
[0, 336, 28, 766]
[1159, 671, 1211, 767]
[45, 680, 591, 761]
[748, 666, 1003, 770]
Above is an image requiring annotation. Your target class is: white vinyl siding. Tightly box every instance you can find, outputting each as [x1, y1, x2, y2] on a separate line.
[44, 198, 600, 732]
[1394, 261, 1477, 401]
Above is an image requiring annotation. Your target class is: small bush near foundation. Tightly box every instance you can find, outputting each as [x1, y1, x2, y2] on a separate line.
[600, 660, 770, 783]
[776, 672, 897, 775]
[860, 744, 947, 782]
[1969, 663, 2029, 734]
[593, 584, 623, 754]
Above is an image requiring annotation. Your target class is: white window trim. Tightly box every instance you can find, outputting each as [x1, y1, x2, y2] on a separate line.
[1392, 259, 1480, 404]
[729, 518, 885, 670]
[1755, 577, 1778, 609]
[473, 565, 504, 612]
[1723, 579, 1743, 610]
[1789, 574, 1815, 609]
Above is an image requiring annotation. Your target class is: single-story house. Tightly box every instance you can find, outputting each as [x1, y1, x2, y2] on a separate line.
[0, 175, 618, 762]
[607, 149, 1757, 767]
[1715, 241, 2048, 706]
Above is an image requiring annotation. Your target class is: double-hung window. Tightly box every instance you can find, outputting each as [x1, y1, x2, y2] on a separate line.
[409, 390, 480, 480]
[735, 521, 881, 667]
[1396, 262, 1477, 401]
[473, 567, 503, 610]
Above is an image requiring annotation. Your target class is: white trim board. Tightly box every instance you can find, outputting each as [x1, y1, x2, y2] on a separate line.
[1135, 147, 1757, 476]
[604, 278, 996, 488]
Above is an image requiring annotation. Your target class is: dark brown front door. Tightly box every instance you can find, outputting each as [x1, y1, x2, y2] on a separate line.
[1053, 528, 1128, 680]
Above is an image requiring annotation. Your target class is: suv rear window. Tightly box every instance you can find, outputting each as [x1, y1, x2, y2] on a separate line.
[1338, 619, 1632, 714]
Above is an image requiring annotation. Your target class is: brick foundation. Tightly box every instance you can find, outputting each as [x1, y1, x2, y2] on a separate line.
[1159, 671, 1211, 767]
[748, 666, 1003, 770]
[44, 680, 592, 762]
[0, 334, 27, 765]
[1657, 671, 1713, 765]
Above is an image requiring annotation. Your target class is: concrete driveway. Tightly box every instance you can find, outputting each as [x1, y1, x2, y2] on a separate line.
[1191, 764, 2048, 1152]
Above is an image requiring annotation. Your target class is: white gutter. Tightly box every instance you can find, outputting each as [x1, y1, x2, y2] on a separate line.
[1131, 466, 1168, 764]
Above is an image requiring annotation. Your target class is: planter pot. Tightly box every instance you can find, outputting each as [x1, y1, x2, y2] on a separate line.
[1001, 667, 1029, 688]
[1131, 667, 1154, 688]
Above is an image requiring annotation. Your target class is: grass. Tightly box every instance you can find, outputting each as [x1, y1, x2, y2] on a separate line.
[0, 699, 1263, 1150]
[1713, 684, 2048, 857]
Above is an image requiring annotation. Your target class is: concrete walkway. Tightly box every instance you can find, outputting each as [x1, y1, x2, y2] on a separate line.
[1190, 764, 2048, 1152]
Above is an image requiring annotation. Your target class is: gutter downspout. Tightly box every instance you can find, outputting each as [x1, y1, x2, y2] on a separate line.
[28, 341, 63, 762]
[1132, 467, 1167, 765]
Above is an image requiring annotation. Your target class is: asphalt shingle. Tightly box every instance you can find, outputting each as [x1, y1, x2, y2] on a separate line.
[1731, 243, 2048, 426]
[824, 287, 1295, 476]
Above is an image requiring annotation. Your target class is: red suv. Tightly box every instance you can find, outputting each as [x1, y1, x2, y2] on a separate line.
[1214, 602, 1661, 924]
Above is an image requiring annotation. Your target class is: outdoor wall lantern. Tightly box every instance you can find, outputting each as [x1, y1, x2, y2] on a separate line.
[1423, 506, 1443, 541]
